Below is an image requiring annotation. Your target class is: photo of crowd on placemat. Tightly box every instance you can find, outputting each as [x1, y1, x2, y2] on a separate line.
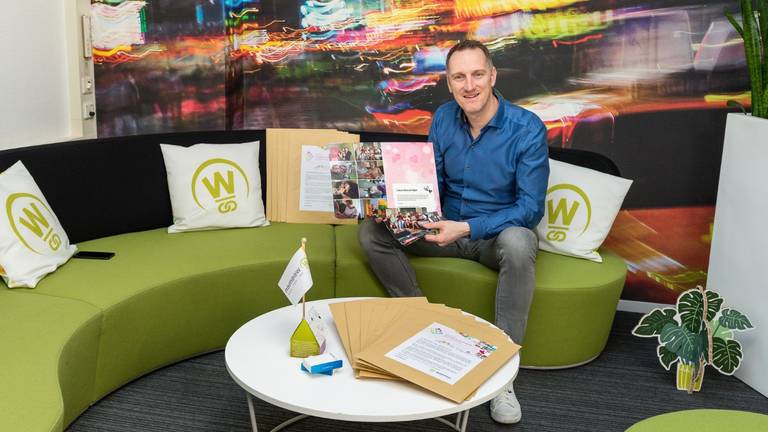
[356, 142, 382, 161]
[384, 208, 443, 246]
[330, 161, 357, 180]
[334, 199, 360, 219]
[357, 161, 385, 180]
[360, 180, 386, 199]
[362, 198, 388, 220]
[328, 142, 385, 220]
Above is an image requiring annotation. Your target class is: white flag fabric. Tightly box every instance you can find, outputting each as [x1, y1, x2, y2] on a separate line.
[278, 247, 313, 304]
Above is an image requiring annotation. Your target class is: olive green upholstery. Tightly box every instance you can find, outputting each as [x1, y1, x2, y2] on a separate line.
[1, 221, 627, 432]
[1, 223, 334, 432]
[334, 224, 627, 367]
[626, 409, 768, 431]
[0, 290, 102, 432]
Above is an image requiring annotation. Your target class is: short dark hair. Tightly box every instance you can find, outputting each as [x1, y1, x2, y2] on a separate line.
[445, 40, 493, 71]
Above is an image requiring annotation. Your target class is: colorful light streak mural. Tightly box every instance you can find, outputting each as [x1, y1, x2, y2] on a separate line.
[92, 0, 750, 305]
[91, 1, 156, 64]
[454, 0, 586, 19]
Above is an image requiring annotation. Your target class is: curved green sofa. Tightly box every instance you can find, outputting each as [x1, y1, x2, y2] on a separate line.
[1, 223, 336, 432]
[0, 291, 101, 432]
[335, 224, 627, 367]
[0, 131, 628, 432]
[1, 222, 626, 432]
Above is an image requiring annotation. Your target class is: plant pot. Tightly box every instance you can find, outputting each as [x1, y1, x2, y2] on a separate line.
[676, 362, 704, 392]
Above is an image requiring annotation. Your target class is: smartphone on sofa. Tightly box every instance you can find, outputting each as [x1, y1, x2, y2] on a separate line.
[73, 251, 115, 260]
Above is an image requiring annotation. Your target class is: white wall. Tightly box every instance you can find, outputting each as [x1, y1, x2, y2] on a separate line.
[707, 113, 768, 397]
[0, 1, 93, 150]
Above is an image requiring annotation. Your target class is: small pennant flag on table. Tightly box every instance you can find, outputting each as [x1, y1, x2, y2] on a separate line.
[278, 243, 313, 305]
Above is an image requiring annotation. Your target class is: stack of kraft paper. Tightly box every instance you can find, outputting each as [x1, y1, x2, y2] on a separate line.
[329, 298, 520, 403]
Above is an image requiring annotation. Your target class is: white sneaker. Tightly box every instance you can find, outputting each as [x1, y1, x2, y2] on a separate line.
[490, 382, 522, 424]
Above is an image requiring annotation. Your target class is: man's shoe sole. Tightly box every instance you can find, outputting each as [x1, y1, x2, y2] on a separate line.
[491, 411, 522, 424]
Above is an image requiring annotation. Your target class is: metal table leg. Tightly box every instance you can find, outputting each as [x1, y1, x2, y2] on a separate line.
[434, 409, 471, 432]
[247, 392, 259, 432]
[247, 392, 470, 432]
[246, 392, 310, 432]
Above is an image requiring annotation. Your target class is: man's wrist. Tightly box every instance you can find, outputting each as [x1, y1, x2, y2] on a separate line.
[459, 221, 471, 238]
[465, 218, 483, 241]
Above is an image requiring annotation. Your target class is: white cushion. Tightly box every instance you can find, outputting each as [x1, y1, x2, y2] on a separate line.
[0, 161, 77, 287]
[160, 141, 269, 233]
[535, 159, 632, 262]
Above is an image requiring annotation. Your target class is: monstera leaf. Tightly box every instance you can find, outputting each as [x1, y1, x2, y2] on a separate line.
[657, 345, 679, 370]
[710, 318, 733, 340]
[711, 337, 743, 375]
[677, 290, 704, 332]
[660, 323, 707, 364]
[632, 286, 755, 387]
[633, 308, 677, 337]
[704, 291, 724, 320]
[677, 290, 723, 332]
[719, 309, 754, 331]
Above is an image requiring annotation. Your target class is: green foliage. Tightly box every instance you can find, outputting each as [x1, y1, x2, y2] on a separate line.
[712, 337, 744, 375]
[726, 0, 768, 118]
[711, 319, 734, 340]
[677, 290, 723, 333]
[632, 308, 676, 337]
[660, 323, 707, 364]
[678, 291, 705, 332]
[634, 287, 754, 389]
[658, 345, 679, 370]
[705, 291, 724, 321]
[719, 308, 754, 330]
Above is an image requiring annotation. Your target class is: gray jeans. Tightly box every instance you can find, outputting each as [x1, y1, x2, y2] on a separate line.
[358, 218, 538, 344]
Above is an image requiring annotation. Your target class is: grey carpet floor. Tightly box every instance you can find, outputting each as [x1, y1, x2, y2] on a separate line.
[67, 312, 768, 432]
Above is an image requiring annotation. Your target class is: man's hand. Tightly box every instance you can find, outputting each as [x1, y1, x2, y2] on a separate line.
[422, 220, 470, 246]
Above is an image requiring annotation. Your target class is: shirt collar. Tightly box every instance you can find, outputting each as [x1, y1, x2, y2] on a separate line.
[455, 88, 506, 129]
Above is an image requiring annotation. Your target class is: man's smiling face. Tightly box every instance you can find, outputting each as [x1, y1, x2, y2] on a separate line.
[446, 48, 497, 118]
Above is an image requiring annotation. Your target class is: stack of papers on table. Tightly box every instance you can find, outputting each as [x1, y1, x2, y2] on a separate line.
[329, 298, 520, 403]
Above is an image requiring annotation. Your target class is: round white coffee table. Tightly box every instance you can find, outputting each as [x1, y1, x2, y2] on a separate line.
[225, 297, 519, 432]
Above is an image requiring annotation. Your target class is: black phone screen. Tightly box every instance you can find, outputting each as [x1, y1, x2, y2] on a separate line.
[73, 251, 115, 260]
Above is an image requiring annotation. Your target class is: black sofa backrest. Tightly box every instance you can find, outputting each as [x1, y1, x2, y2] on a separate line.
[0, 131, 266, 243]
[0, 131, 618, 244]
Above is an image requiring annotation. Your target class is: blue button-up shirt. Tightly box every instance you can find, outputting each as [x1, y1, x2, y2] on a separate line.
[428, 91, 549, 241]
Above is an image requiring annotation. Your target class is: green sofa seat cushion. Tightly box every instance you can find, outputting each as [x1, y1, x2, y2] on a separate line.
[335, 224, 627, 367]
[626, 409, 768, 431]
[6, 223, 335, 400]
[0, 291, 101, 432]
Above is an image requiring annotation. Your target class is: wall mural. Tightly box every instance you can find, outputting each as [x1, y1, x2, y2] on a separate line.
[92, 0, 748, 305]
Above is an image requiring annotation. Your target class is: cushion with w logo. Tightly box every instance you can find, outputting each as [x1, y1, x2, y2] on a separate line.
[535, 159, 632, 262]
[160, 141, 269, 233]
[0, 161, 77, 287]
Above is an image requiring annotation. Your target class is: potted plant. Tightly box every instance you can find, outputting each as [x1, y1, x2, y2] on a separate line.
[632, 286, 753, 393]
[726, 0, 767, 118]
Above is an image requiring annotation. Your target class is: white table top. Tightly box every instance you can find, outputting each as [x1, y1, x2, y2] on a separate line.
[225, 297, 519, 422]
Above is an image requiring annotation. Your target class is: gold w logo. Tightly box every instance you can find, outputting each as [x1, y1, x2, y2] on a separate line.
[5, 193, 62, 254]
[191, 158, 250, 214]
[202, 170, 235, 199]
[544, 184, 592, 242]
[547, 198, 580, 227]
[19, 202, 50, 237]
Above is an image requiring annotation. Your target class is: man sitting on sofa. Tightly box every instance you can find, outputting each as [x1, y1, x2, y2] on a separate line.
[358, 39, 549, 424]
